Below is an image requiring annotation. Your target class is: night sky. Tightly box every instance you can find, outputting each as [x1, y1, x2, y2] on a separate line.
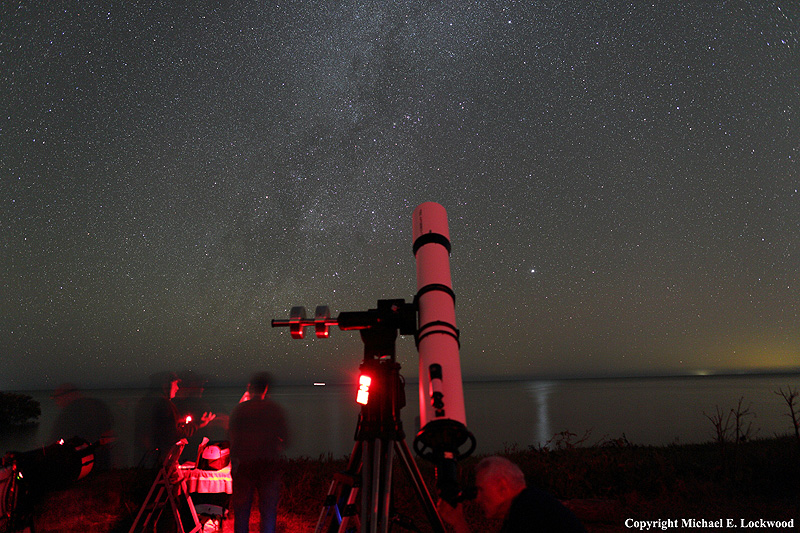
[2, 1, 798, 391]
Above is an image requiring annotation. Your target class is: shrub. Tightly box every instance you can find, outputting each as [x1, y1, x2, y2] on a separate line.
[0, 392, 41, 428]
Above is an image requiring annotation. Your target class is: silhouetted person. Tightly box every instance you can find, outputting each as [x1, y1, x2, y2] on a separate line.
[173, 371, 227, 461]
[228, 372, 290, 533]
[173, 371, 211, 421]
[438, 456, 586, 533]
[134, 371, 215, 467]
[50, 383, 114, 470]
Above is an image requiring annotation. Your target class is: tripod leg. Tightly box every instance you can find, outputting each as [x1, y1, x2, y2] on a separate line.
[315, 441, 362, 533]
[394, 440, 446, 533]
[336, 479, 362, 533]
[316, 478, 342, 532]
[361, 438, 394, 533]
[373, 439, 387, 533]
[378, 440, 394, 533]
[318, 474, 363, 533]
[361, 439, 377, 533]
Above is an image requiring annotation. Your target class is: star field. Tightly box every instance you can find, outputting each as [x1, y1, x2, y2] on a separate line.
[1, 1, 798, 389]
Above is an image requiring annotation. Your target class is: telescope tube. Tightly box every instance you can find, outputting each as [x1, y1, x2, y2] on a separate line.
[412, 202, 471, 459]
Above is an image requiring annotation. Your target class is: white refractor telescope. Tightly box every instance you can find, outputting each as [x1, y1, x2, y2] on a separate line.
[411, 202, 473, 462]
[271, 202, 475, 511]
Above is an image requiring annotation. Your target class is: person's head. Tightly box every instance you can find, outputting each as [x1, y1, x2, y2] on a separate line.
[247, 371, 273, 399]
[152, 371, 181, 399]
[473, 456, 527, 519]
[168, 377, 180, 398]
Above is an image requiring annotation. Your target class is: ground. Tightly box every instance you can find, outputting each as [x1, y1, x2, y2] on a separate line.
[14, 437, 800, 532]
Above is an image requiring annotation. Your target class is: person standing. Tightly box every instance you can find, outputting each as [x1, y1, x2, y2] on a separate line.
[174, 371, 228, 461]
[134, 371, 216, 466]
[228, 372, 290, 533]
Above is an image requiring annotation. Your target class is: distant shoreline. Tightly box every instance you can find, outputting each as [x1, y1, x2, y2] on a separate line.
[7, 367, 800, 393]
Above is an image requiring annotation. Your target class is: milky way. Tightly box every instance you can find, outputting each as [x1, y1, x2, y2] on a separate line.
[2, 1, 798, 389]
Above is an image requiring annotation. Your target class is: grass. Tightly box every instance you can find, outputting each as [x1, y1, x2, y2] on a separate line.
[16, 436, 800, 532]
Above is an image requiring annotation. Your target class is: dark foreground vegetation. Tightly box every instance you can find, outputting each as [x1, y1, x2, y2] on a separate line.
[0, 393, 40, 429]
[16, 435, 800, 532]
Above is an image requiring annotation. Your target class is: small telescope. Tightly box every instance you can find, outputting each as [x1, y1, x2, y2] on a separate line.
[272, 203, 475, 533]
[1, 436, 98, 531]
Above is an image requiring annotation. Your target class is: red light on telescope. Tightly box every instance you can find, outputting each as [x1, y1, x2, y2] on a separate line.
[356, 374, 372, 405]
[185, 415, 193, 424]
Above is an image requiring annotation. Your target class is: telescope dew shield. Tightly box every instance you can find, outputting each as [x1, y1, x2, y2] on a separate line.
[412, 202, 473, 460]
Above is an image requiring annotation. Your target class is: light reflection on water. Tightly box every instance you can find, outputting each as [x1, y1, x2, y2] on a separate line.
[526, 381, 553, 447]
[2, 374, 797, 467]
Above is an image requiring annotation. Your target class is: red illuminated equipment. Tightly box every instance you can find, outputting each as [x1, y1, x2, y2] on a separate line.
[271, 202, 475, 533]
[356, 374, 371, 405]
[2, 436, 101, 531]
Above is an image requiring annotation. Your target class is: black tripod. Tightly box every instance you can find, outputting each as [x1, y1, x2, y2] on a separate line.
[274, 301, 445, 533]
[315, 325, 445, 533]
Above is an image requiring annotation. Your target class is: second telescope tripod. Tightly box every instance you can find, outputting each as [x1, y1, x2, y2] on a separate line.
[273, 301, 446, 533]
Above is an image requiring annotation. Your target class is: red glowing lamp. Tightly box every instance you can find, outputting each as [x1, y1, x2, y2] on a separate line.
[356, 374, 372, 405]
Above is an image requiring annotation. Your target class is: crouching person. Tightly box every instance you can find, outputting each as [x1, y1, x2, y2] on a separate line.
[438, 456, 586, 533]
